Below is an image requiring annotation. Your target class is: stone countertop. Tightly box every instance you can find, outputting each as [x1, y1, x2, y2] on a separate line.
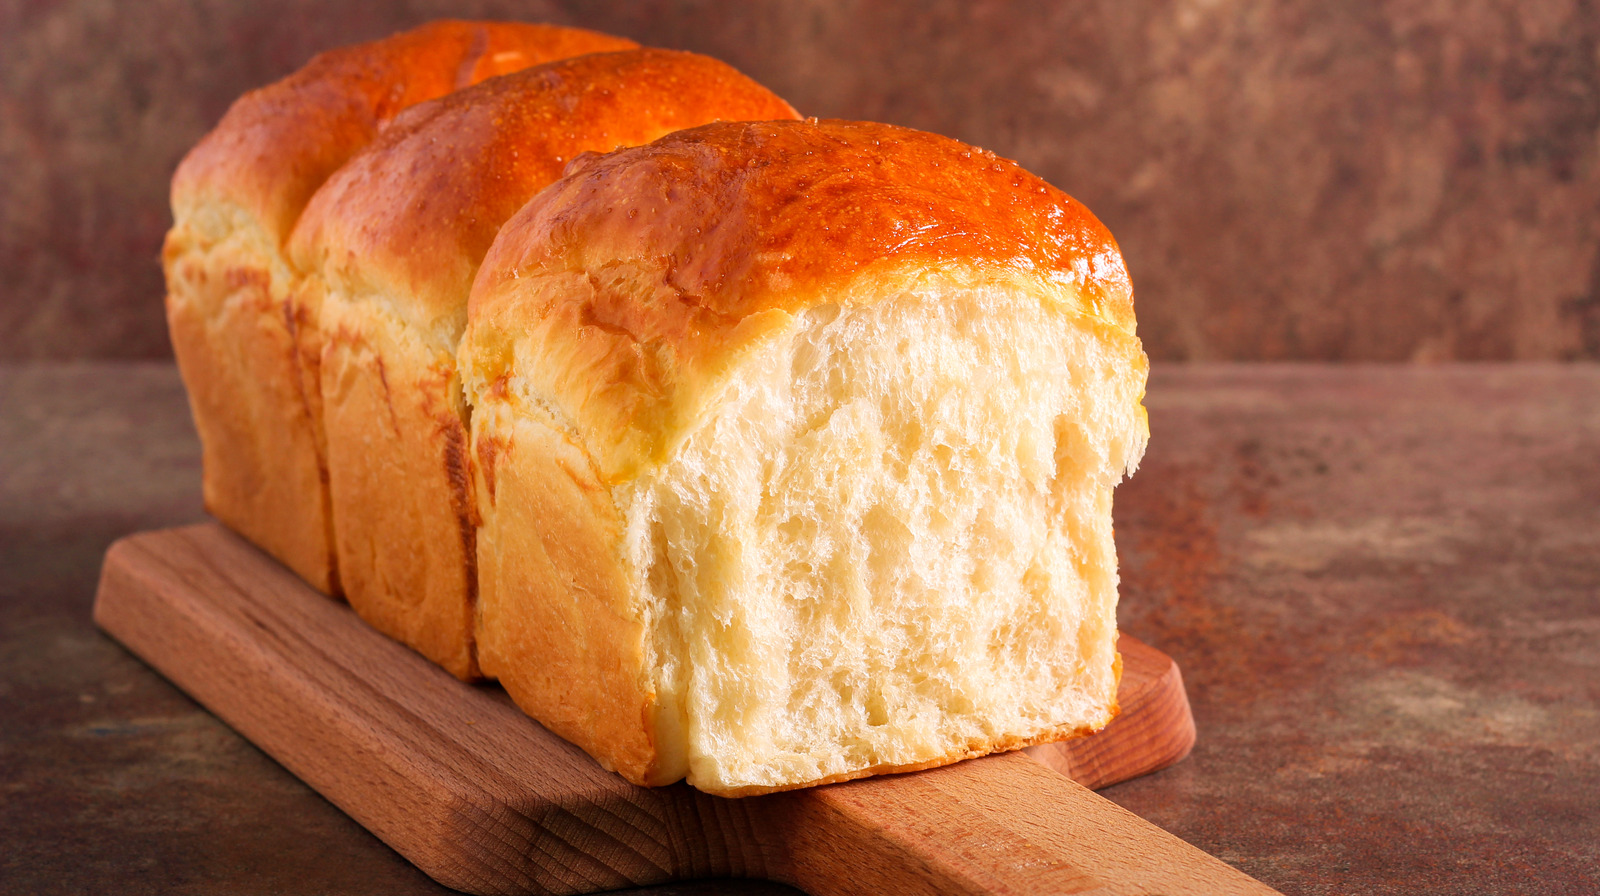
[2, 362, 1596, 896]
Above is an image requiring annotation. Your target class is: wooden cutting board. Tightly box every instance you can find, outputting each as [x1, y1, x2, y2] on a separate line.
[93, 523, 1278, 896]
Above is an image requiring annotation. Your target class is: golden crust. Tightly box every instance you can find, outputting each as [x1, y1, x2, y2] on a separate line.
[290, 49, 800, 338]
[164, 21, 635, 595]
[172, 20, 638, 246]
[464, 119, 1136, 482]
[293, 49, 798, 680]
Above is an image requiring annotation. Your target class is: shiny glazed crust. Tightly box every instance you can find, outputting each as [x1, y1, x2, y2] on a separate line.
[466, 119, 1137, 483]
[462, 120, 1142, 793]
[287, 50, 799, 679]
[162, 21, 636, 594]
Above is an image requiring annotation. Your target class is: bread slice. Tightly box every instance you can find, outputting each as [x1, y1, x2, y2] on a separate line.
[459, 119, 1149, 795]
[162, 21, 636, 594]
[286, 50, 799, 679]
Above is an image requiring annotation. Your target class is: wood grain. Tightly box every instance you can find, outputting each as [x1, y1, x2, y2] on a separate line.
[93, 523, 1274, 895]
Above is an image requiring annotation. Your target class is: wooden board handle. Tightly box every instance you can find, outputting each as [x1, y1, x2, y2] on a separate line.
[769, 751, 1278, 895]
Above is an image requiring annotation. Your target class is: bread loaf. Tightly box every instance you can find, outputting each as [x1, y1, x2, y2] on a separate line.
[460, 119, 1149, 795]
[286, 50, 799, 679]
[162, 21, 636, 594]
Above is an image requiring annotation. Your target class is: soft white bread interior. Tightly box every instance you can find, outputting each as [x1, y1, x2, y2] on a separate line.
[461, 119, 1148, 795]
[161, 21, 636, 594]
[286, 49, 799, 679]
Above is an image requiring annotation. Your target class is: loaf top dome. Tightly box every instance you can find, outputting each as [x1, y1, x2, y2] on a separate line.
[171, 20, 638, 246]
[464, 118, 1138, 481]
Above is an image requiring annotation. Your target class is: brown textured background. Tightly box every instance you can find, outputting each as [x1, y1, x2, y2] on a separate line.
[2, 0, 1598, 361]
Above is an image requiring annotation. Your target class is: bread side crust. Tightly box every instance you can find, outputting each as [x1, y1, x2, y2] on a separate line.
[472, 400, 668, 785]
[320, 294, 479, 678]
[164, 210, 338, 593]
